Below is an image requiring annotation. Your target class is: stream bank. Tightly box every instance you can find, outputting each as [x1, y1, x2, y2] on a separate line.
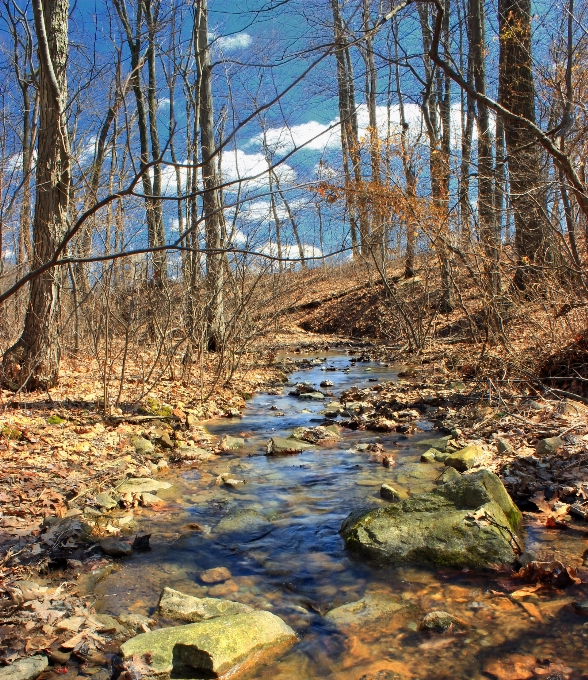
[2, 347, 588, 680]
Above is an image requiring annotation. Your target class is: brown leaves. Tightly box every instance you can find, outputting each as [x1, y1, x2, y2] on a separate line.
[515, 560, 582, 588]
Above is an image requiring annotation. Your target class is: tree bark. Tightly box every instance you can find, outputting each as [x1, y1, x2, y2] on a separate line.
[196, 0, 225, 352]
[498, 0, 547, 288]
[2, 0, 70, 391]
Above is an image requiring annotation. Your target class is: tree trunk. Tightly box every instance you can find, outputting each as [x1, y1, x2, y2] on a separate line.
[2, 0, 70, 391]
[469, 0, 501, 298]
[196, 0, 225, 352]
[498, 0, 547, 288]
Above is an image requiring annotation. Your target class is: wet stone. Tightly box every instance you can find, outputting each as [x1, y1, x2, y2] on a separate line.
[419, 610, 466, 632]
[120, 611, 296, 679]
[380, 484, 400, 502]
[266, 437, 316, 455]
[100, 538, 134, 557]
[298, 392, 325, 400]
[220, 435, 245, 451]
[444, 444, 483, 471]
[324, 593, 406, 629]
[420, 450, 436, 463]
[416, 436, 452, 452]
[159, 587, 252, 622]
[200, 567, 232, 584]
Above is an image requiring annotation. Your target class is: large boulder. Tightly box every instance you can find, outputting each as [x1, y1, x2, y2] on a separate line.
[341, 469, 522, 569]
[158, 587, 252, 622]
[120, 611, 296, 679]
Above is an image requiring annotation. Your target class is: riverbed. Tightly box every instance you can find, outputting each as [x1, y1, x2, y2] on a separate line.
[93, 352, 588, 680]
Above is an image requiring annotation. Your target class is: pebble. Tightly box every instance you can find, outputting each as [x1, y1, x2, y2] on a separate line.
[200, 567, 232, 584]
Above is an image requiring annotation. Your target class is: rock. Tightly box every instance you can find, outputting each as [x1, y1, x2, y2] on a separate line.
[419, 611, 466, 632]
[367, 417, 397, 432]
[159, 587, 252, 622]
[496, 438, 514, 455]
[158, 432, 174, 449]
[440, 467, 461, 483]
[118, 613, 155, 632]
[380, 484, 400, 502]
[214, 509, 272, 539]
[320, 380, 334, 387]
[95, 492, 117, 510]
[572, 600, 588, 615]
[175, 446, 213, 462]
[200, 567, 231, 584]
[298, 392, 325, 400]
[49, 650, 71, 666]
[117, 478, 172, 494]
[420, 450, 436, 463]
[324, 593, 405, 629]
[444, 444, 483, 472]
[92, 614, 129, 636]
[140, 492, 165, 507]
[290, 426, 339, 444]
[416, 436, 452, 452]
[120, 611, 296, 679]
[133, 437, 154, 454]
[341, 469, 523, 569]
[220, 476, 246, 489]
[220, 435, 245, 451]
[266, 437, 315, 455]
[0, 656, 48, 680]
[536, 436, 564, 456]
[100, 538, 134, 557]
[186, 414, 199, 428]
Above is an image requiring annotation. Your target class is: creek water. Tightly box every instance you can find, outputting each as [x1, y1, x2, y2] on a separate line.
[93, 352, 588, 679]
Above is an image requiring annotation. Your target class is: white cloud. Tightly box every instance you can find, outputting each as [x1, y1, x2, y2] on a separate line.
[251, 121, 340, 153]
[221, 148, 296, 190]
[157, 98, 170, 110]
[260, 242, 322, 260]
[216, 33, 252, 51]
[76, 135, 98, 165]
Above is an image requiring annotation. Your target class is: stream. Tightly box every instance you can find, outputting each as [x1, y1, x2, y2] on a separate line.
[93, 352, 588, 680]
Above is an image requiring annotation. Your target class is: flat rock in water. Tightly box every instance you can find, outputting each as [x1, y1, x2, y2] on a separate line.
[200, 567, 231, 584]
[380, 484, 400, 502]
[100, 538, 134, 557]
[214, 509, 272, 540]
[159, 587, 252, 622]
[117, 478, 172, 494]
[416, 436, 452, 452]
[324, 593, 405, 629]
[341, 469, 523, 569]
[298, 392, 325, 400]
[444, 444, 483, 472]
[220, 435, 245, 451]
[419, 610, 466, 631]
[120, 611, 296, 679]
[290, 426, 340, 444]
[266, 437, 316, 455]
[175, 446, 213, 461]
[420, 450, 436, 463]
[0, 656, 48, 680]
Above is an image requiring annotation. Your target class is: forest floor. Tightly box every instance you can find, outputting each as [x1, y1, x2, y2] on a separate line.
[1, 267, 588, 674]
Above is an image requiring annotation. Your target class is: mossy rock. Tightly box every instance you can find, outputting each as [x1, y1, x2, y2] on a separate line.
[1, 427, 22, 441]
[120, 611, 296, 679]
[341, 469, 522, 569]
[47, 415, 66, 425]
[140, 397, 173, 417]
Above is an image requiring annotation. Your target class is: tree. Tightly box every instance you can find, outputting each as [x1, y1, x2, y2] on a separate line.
[2, 0, 70, 390]
[498, 0, 548, 288]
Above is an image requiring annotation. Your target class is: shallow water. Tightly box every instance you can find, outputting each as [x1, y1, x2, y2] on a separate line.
[94, 353, 588, 680]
